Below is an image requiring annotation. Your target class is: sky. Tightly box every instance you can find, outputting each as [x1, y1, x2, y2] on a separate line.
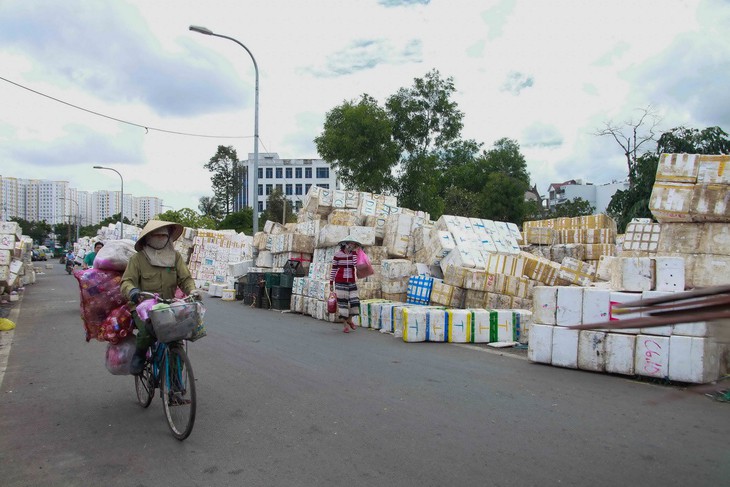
[1, 0, 728, 212]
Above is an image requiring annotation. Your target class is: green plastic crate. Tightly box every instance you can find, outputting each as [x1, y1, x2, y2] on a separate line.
[264, 272, 281, 288]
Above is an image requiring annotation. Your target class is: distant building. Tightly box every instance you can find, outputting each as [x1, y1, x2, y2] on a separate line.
[546, 179, 629, 214]
[233, 153, 341, 214]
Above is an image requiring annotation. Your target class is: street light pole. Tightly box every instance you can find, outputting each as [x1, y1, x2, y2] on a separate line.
[189, 24, 260, 234]
[59, 198, 80, 242]
[93, 166, 124, 239]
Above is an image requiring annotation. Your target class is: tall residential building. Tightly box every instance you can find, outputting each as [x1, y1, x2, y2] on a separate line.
[233, 153, 341, 214]
[133, 196, 164, 225]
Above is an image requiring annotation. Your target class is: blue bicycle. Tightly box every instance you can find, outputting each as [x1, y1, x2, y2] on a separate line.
[134, 292, 198, 440]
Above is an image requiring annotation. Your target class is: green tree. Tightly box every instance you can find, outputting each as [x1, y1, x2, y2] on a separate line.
[315, 94, 400, 193]
[258, 188, 294, 225]
[548, 197, 595, 218]
[479, 138, 531, 187]
[156, 208, 217, 230]
[218, 208, 253, 235]
[198, 195, 222, 221]
[9, 217, 51, 245]
[396, 153, 445, 216]
[479, 172, 528, 223]
[204, 145, 242, 216]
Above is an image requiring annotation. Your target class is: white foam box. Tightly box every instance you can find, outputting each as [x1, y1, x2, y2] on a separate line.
[447, 309, 471, 343]
[622, 221, 661, 253]
[653, 256, 685, 292]
[381, 277, 409, 294]
[582, 288, 611, 327]
[689, 254, 730, 288]
[640, 291, 674, 336]
[655, 153, 699, 183]
[668, 335, 722, 383]
[528, 323, 554, 364]
[696, 154, 730, 184]
[551, 327, 580, 369]
[402, 306, 431, 342]
[690, 183, 730, 222]
[467, 308, 493, 343]
[635, 335, 670, 379]
[672, 320, 713, 338]
[605, 333, 637, 375]
[427, 308, 449, 342]
[512, 309, 533, 345]
[381, 259, 413, 279]
[255, 250, 273, 268]
[609, 291, 642, 334]
[578, 330, 607, 372]
[556, 286, 583, 326]
[0, 249, 10, 266]
[649, 182, 694, 223]
[317, 224, 350, 248]
[491, 309, 517, 342]
[698, 222, 730, 256]
[393, 304, 422, 338]
[440, 246, 478, 269]
[595, 255, 614, 282]
[379, 302, 401, 333]
[429, 279, 464, 308]
[532, 286, 558, 325]
[610, 257, 654, 292]
[228, 260, 253, 277]
[0, 234, 15, 251]
[8, 259, 22, 274]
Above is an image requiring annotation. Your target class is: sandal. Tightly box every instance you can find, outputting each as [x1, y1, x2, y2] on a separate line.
[348, 321, 356, 330]
[343, 327, 350, 333]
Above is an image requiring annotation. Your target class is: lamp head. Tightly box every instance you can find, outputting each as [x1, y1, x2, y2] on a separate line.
[189, 25, 214, 35]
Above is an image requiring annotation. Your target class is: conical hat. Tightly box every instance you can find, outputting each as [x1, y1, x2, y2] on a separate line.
[338, 236, 364, 247]
[135, 220, 184, 252]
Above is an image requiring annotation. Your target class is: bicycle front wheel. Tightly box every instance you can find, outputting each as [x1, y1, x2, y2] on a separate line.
[134, 360, 154, 408]
[161, 343, 196, 440]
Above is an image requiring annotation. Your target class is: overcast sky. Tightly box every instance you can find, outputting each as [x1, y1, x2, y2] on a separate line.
[1, 0, 728, 212]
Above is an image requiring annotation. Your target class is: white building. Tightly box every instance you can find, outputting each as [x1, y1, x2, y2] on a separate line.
[547, 179, 630, 214]
[234, 153, 340, 214]
[133, 196, 164, 225]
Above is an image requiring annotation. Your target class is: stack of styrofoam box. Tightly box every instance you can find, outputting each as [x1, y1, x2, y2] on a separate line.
[380, 259, 414, 302]
[620, 219, 660, 257]
[383, 212, 427, 258]
[0, 221, 22, 290]
[97, 222, 142, 241]
[187, 229, 253, 289]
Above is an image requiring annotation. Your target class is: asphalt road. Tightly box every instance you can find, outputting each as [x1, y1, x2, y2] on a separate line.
[0, 264, 728, 487]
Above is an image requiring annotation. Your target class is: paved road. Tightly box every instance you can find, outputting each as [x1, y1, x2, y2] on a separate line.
[1, 264, 728, 486]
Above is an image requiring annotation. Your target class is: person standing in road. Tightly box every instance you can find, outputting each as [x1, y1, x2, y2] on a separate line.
[82, 241, 104, 269]
[329, 237, 362, 333]
[120, 220, 199, 374]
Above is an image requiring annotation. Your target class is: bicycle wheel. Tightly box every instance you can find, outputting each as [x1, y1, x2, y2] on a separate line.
[134, 360, 154, 408]
[161, 343, 196, 440]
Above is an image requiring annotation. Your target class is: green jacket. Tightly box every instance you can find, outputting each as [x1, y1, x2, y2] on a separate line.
[120, 250, 196, 306]
[83, 251, 96, 267]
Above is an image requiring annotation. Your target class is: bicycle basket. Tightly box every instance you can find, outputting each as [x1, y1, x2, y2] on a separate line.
[149, 302, 201, 343]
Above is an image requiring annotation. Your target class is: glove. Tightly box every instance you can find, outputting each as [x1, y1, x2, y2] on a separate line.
[190, 290, 202, 301]
[129, 288, 141, 304]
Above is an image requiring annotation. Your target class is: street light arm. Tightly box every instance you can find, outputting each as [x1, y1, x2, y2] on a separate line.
[93, 165, 125, 239]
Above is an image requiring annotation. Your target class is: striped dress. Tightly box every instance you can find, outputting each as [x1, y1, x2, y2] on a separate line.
[330, 248, 359, 318]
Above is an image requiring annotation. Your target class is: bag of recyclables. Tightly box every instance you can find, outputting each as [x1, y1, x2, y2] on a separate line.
[149, 301, 206, 343]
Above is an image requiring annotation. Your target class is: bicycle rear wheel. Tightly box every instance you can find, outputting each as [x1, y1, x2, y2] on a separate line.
[161, 343, 196, 440]
[134, 361, 154, 408]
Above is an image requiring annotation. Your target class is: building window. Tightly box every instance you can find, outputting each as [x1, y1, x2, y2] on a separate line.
[316, 167, 329, 179]
[285, 184, 293, 195]
[258, 184, 263, 196]
[295, 184, 303, 195]
[258, 168, 263, 179]
[305, 168, 312, 178]
[276, 168, 283, 178]
[285, 168, 293, 179]
[305, 183, 312, 194]
[265, 168, 273, 179]
[258, 201, 264, 212]
[276, 184, 283, 192]
[318, 183, 330, 189]
[295, 168, 302, 178]
[266, 184, 273, 195]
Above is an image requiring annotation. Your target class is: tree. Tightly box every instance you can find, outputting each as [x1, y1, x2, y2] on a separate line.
[479, 138, 531, 187]
[10, 218, 51, 245]
[198, 195, 222, 221]
[218, 208, 253, 235]
[204, 145, 242, 216]
[258, 188, 293, 225]
[479, 172, 528, 223]
[314, 94, 400, 194]
[396, 153, 445, 217]
[594, 106, 661, 177]
[547, 197, 595, 218]
[156, 208, 217, 230]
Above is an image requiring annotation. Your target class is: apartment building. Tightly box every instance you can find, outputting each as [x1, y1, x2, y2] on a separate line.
[546, 179, 629, 213]
[233, 153, 340, 214]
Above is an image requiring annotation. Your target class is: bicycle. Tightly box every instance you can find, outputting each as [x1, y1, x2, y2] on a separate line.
[133, 292, 203, 440]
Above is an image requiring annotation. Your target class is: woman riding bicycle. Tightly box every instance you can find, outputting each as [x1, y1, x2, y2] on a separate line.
[120, 220, 199, 375]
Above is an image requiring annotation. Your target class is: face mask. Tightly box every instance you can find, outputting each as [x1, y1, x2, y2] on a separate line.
[147, 234, 170, 250]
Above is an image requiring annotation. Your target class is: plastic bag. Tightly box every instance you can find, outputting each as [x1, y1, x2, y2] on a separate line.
[105, 336, 136, 375]
[327, 291, 337, 314]
[93, 239, 137, 271]
[355, 249, 375, 278]
[0, 318, 16, 331]
[99, 305, 134, 344]
[74, 268, 127, 342]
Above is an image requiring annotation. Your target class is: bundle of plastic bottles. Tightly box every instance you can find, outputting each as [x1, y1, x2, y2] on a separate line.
[99, 305, 134, 344]
[74, 268, 128, 341]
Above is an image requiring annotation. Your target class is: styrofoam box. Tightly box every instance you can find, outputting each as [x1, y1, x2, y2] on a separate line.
[513, 309, 533, 345]
[551, 327, 580, 369]
[578, 330, 607, 372]
[556, 286, 583, 326]
[448, 309, 471, 343]
[654, 256, 684, 292]
[427, 308, 448, 342]
[668, 335, 722, 384]
[582, 288, 610, 327]
[672, 321, 713, 338]
[533, 286, 557, 325]
[609, 291, 642, 334]
[611, 257, 654, 292]
[402, 306, 430, 342]
[605, 333, 637, 376]
[528, 323, 554, 364]
[640, 291, 673, 336]
[635, 335, 670, 379]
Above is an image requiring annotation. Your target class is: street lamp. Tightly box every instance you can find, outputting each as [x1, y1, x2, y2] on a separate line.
[59, 198, 80, 243]
[93, 165, 124, 239]
[189, 24, 260, 234]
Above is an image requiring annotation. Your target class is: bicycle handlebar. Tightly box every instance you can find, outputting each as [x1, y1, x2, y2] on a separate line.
[138, 291, 197, 304]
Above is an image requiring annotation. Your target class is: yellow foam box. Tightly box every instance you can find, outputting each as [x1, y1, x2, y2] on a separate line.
[649, 182, 693, 223]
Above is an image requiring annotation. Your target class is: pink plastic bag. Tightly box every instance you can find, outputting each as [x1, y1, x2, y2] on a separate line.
[105, 336, 136, 375]
[355, 249, 374, 278]
[327, 291, 337, 314]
